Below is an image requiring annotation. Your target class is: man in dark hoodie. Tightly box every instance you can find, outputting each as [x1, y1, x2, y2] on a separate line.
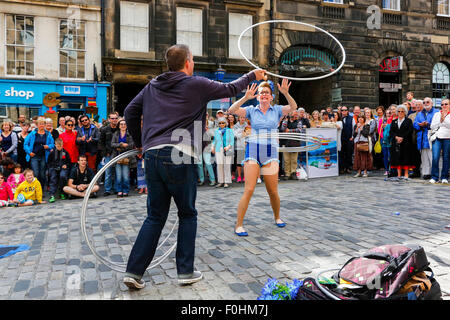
[122, 44, 266, 289]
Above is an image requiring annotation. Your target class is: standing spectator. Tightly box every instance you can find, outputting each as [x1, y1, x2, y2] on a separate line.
[280, 111, 300, 180]
[310, 110, 322, 128]
[0, 121, 18, 162]
[47, 138, 71, 203]
[13, 114, 26, 134]
[136, 118, 147, 194]
[333, 112, 343, 168]
[408, 100, 423, 178]
[381, 109, 393, 175]
[352, 114, 372, 177]
[197, 120, 216, 186]
[212, 117, 234, 188]
[23, 117, 55, 187]
[46, 118, 59, 141]
[413, 97, 438, 179]
[429, 99, 450, 184]
[7, 164, 25, 194]
[297, 107, 311, 167]
[389, 105, 415, 180]
[352, 106, 361, 123]
[373, 106, 386, 170]
[57, 117, 66, 134]
[227, 114, 237, 180]
[340, 106, 354, 174]
[76, 115, 100, 173]
[63, 155, 99, 198]
[111, 119, 136, 197]
[232, 115, 248, 183]
[99, 113, 119, 196]
[16, 121, 31, 170]
[59, 119, 79, 167]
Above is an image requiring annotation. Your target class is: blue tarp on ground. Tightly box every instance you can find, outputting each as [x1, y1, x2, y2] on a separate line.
[0, 244, 30, 259]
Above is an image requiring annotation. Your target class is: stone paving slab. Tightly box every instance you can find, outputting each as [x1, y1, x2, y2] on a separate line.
[0, 174, 449, 300]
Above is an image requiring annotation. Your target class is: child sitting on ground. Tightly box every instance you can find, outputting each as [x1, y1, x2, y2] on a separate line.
[7, 164, 25, 194]
[0, 173, 14, 207]
[13, 169, 45, 206]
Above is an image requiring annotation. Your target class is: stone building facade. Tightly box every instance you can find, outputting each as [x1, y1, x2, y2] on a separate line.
[103, 0, 450, 114]
[0, 0, 109, 122]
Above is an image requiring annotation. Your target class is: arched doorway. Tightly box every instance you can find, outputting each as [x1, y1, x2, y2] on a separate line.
[432, 62, 450, 108]
[278, 45, 338, 111]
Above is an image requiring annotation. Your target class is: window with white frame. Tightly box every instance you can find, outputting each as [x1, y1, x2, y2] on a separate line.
[176, 7, 203, 56]
[5, 15, 34, 76]
[438, 0, 450, 16]
[432, 62, 450, 107]
[382, 0, 401, 11]
[229, 13, 253, 59]
[120, 1, 149, 52]
[323, 0, 344, 4]
[59, 19, 86, 79]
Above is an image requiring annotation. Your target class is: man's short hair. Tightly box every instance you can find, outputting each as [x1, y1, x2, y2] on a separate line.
[23, 168, 34, 176]
[165, 44, 191, 72]
[78, 155, 87, 161]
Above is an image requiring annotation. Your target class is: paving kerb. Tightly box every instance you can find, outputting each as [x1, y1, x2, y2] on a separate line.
[0, 174, 448, 300]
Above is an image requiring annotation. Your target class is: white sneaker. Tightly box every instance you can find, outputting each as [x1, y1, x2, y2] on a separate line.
[178, 271, 203, 285]
[429, 179, 437, 184]
[123, 277, 146, 290]
[257, 178, 262, 184]
[442, 179, 449, 184]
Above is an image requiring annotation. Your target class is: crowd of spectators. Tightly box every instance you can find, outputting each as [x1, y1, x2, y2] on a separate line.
[0, 91, 448, 207]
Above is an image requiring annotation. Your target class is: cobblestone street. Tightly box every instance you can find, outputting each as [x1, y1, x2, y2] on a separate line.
[0, 174, 449, 300]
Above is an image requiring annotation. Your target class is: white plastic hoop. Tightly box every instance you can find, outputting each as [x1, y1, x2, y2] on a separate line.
[80, 149, 178, 273]
[238, 20, 346, 81]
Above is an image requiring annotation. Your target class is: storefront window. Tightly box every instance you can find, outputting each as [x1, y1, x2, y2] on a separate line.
[432, 62, 450, 108]
[59, 20, 86, 79]
[5, 15, 34, 76]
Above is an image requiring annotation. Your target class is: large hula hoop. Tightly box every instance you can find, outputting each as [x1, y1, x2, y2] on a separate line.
[80, 132, 322, 272]
[238, 20, 346, 81]
[80, 149, 178, 273]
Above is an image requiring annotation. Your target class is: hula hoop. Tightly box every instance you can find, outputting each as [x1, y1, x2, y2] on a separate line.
[80, 149, 178, 273]
[237, 20, 346, 81]
[80, 133, 322, 272]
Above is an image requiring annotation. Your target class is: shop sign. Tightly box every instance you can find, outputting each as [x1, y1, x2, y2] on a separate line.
[379, 56, 403, 73]
[379, 83, 402, 92]
[63, 86, 81, 95]
[1, 87, 35, 100]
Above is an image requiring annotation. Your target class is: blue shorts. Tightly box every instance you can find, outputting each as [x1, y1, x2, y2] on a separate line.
[243, 142, 279, 167]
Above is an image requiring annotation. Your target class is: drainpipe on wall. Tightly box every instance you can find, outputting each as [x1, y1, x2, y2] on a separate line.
[269, 0, 274, 67]
[100, 0, 106, 81]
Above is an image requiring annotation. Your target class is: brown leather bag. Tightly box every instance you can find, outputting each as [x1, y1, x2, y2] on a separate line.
[357, 142, 369, 152]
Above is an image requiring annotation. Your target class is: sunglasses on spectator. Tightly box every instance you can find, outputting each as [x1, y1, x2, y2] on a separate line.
[110, 117, 118, 120]
[442, 103, 449, 106]
[66, 124, 74, 127]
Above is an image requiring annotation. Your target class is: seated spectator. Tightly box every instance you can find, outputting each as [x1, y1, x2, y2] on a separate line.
[63, 155, 99, 198]
[0, 173, 14, 207]
[429, 99, 450, 184]
[13, 169, 44, 206]
[47, 138, 71, 203]
[7, 163, 25, 194]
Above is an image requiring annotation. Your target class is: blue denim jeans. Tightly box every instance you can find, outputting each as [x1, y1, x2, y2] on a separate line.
[126, 146, 198, 278]
[382, 146, 390, 171]
[103, 156, 116, 193]
[115, 163, 130, 194]
[48, 168, 69, 195]
[30, 155, 47, 187]
[431, 138, 450, 181]
[197, 152, 215, 183]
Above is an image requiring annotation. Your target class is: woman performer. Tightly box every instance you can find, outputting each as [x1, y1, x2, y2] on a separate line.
[228, 79, 297, 236]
